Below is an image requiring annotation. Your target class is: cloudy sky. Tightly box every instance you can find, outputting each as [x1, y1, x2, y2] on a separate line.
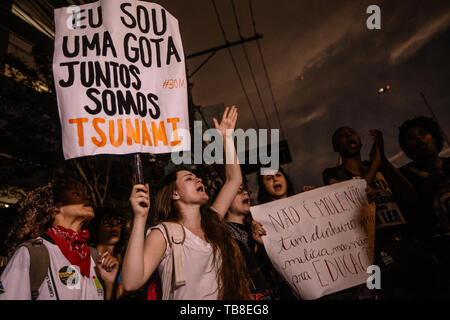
[155, 0, 450, 189]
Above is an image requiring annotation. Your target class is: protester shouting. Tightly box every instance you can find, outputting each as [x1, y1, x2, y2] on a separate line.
[225, 183, 277, 300]
[253, 168, 298, 300]
[122, 106, 252, 300]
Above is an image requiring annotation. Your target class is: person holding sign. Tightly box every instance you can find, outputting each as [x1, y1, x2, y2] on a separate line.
[256, 168, 296, 205]
[225, 184, 277, 299]
[0, 178, 119, 300]
[253, 168, 300, 300]
[322, 126, 448, 299]
[122, 106, 253, 300]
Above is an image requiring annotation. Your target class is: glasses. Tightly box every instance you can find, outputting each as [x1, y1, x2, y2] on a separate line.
[102, 217, 125, 227]
[237, 188, 251, 195]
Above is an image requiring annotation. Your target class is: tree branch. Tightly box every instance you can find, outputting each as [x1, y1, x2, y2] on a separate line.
[73, 159, 98, 208]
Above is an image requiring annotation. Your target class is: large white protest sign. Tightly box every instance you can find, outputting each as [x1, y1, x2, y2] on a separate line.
[53, 0, 189, 159]
[251, 179, 376, 300]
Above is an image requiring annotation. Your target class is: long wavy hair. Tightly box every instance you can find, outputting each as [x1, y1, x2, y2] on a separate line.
[4, 178, 87, 258]
[257, 167, 295, 204]
[153, 169, 252, 300]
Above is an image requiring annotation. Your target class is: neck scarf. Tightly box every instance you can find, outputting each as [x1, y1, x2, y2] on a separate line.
[44, 225, 91, 278]
[226, 222, 251, 251]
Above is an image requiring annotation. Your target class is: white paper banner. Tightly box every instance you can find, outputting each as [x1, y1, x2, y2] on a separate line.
[53, 0, 189, 159]
[251, 179, 376, 300]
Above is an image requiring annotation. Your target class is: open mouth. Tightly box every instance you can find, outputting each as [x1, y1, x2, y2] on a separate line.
[242, 198, 250, 205]
[274, 184, 282, 192]
[197, 185, 205, 193]
[347, 139, 358, 148]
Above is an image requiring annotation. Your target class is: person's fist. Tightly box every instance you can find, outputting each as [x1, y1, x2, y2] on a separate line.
[129, 184, 150, 218]
[251, 220, 267, 245]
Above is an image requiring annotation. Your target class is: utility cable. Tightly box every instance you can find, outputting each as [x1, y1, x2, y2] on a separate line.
[230, 0, 271, 129]
[248, 0, 287, 139]
[210, 0, 261, 129]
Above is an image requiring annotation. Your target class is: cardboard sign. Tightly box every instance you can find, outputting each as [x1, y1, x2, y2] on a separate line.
[251, 179, 376, 300]
[53, 0, 189, 159]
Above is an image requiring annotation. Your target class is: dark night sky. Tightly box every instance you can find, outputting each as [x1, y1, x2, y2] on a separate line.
[153, 0, 450, 191]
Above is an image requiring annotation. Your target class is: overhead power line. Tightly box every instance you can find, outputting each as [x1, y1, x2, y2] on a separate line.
[230, 0, 271, 129]
[210, 0, 261, 130]
[248, 0, 286, 140]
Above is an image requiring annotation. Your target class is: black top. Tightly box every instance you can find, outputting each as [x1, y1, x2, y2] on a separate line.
[400, 157, 450, 238]
[226, 222, 274, 295]
[226, 221, 297, 300]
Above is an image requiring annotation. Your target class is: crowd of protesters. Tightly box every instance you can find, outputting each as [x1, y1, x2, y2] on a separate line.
[0, 105, 448, 300]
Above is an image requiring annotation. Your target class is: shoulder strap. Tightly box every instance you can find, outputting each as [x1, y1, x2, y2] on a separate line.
[160, 222, 186, 300]
[161, 222, 186, 247]
[18, 239, 50, 300]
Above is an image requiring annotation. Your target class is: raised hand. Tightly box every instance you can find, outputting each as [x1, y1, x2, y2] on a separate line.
[213, 105, 238, 137]
[368, 129, 385, 170]
[368, 130, 384, 152]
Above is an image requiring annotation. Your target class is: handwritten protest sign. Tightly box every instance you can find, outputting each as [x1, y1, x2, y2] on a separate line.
[251, 179, 376, 300]
[53, 0, 189, 159]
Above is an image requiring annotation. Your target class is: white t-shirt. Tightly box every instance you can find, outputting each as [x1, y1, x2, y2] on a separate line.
[149, 225, 221, 300]
[0, 238, 104, 300]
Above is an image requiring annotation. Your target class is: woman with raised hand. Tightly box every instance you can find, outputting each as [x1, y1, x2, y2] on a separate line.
[122, 106, 252, 300]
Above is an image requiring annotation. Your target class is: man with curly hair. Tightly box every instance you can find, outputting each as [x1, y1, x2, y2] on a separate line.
[399, 116, 450, 267]
[0, 178, 119, 300]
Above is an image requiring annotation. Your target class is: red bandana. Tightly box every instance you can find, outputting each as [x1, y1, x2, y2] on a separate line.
[44, 226, 91, 278]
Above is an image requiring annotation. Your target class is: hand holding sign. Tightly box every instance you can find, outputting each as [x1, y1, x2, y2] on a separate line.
[251, 220, 267, 245]
[130, 184, 150, 219]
